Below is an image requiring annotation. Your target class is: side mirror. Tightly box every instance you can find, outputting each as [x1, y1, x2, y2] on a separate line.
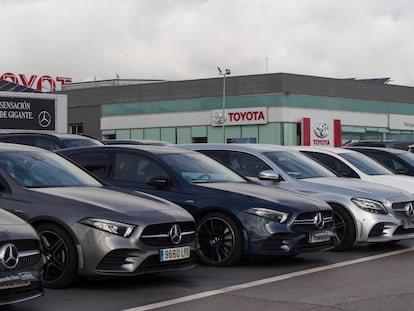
[257, 170, 281, 182]
[147, 176, 170, 188]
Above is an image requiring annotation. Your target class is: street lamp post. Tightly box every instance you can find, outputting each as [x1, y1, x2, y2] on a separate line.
[217, 67, 231, 143]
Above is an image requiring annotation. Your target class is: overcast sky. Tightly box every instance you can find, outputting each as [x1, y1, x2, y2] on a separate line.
[2, 0, 414, 87]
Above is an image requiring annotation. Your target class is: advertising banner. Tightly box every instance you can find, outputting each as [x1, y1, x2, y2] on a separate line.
[0, 97, 55, 130]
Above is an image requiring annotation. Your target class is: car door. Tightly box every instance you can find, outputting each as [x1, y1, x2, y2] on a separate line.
[107, 151, 202, 216]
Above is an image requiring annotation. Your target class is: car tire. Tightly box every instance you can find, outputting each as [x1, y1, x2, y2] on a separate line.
[196, 213, 243, 267]
[330, 205, 356, 251]
[36, 223, 78, 289]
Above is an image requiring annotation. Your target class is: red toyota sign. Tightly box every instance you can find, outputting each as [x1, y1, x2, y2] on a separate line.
[0, 72, 72, 92]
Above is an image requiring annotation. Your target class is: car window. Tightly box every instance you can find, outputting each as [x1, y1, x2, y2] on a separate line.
[302, 151, 360, 178]
[0, 151, 102, 187]
[35, 137, 60, 151]
[68, 152, 110, 179]
[227, 151, 271, 177]
[264, 150, 337, 179]
[160, 152, 246, 183]
[362, 152, 406, 173]
[114, 153, 167, 183]
[340, 152, 393, 175]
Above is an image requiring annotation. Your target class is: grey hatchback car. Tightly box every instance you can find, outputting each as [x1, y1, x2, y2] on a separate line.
[180, 144, 414, 251]
[0, 143, 196, 288]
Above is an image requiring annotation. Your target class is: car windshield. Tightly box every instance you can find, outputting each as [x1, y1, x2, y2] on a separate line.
[340, 152, 394, 175]
[160, 152, 246, 183]
[263, 150, 338, 179]
[0, 150, 103, 187]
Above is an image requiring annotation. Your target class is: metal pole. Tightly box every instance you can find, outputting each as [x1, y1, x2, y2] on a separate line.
[222, 73, 226, 143]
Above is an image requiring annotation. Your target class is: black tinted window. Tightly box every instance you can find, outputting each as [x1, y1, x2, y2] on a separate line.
[68, 152, 110, 179]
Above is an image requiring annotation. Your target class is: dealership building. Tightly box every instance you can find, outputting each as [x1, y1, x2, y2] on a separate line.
[57, 73, 414, 146]
[4, 72, 414, 147]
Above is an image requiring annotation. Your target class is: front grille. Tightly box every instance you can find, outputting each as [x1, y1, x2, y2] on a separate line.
[292, 211, 334, 232]
[0, 239, 42, 272]
[394, 226, 414, 235]
[141, 222, 196, 247]
[392, 202, 414, 219]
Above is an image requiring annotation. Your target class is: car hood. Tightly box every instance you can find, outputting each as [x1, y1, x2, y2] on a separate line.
[365, 175, 414, 195]
[0, 211, 39, 240]
[195, 182, 331, 213]
[28, 186, 193, 223]
[298, 177, 414, 202]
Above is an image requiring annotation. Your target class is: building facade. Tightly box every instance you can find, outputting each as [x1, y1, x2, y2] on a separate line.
[60, 73, 414, 146]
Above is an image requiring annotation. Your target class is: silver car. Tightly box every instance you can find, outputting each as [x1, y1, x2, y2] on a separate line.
[179, 143, 414, 251]
[0, 143, 197, 288]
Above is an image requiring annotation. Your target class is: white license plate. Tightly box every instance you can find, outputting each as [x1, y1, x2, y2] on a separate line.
[160, 246, 190, 262]
[402, 220, 414, 229]
[309, 231, 332, 243]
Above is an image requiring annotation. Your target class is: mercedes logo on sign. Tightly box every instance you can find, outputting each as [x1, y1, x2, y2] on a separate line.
[313, 122, 329, 138]
[38, 110, 52, 128]
[0, 243, 19, 269]
[169, 224, 182, 245]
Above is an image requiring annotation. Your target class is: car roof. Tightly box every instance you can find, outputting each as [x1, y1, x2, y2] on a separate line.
[290, 146, 356, 155]
[178, 143, 294, 153]
[345, 146, 408, 154]
[59, 144, 196, 155]
[0, 142, 44, 152]
[102, 139, 174, 146]
[0, 131, 100, 141]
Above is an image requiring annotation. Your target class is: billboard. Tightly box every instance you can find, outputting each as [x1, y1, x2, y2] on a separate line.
[0, 96, 55, 130]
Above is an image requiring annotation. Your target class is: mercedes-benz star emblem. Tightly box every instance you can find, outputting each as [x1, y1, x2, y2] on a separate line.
[313, 122, 329, 138]
[0, 243, 19, 269]
[313, 212, 325, 229]
[405, 202, 414, 218]
[38, 110, 52, 128]
[169, 224, 182, 245]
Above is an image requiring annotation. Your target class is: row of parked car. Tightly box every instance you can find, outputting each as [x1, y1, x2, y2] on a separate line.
[1, 131, 414, 305]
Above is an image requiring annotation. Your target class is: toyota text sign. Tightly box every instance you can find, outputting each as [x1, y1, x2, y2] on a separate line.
[0, 97, 55, 130]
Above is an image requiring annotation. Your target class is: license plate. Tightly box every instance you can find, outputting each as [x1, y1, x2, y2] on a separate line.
[402, 220, 414, 229]
[0, 281, 31, 289]
[160, 246, 190, 262]
[309, 231, 332, 243]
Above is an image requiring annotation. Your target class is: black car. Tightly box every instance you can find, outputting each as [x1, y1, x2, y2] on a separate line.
[58, 145, 335, 267]
[346, 146, 414, 176]
[0, 208, 44, 305]
[0, 143, 197, 288]
[0, 132, 103, 151]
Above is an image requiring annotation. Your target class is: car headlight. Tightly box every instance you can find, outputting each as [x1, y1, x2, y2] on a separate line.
[351, 198, 387, 214]
[245, 207, 289, 223]
[80, 218, 136, 237]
